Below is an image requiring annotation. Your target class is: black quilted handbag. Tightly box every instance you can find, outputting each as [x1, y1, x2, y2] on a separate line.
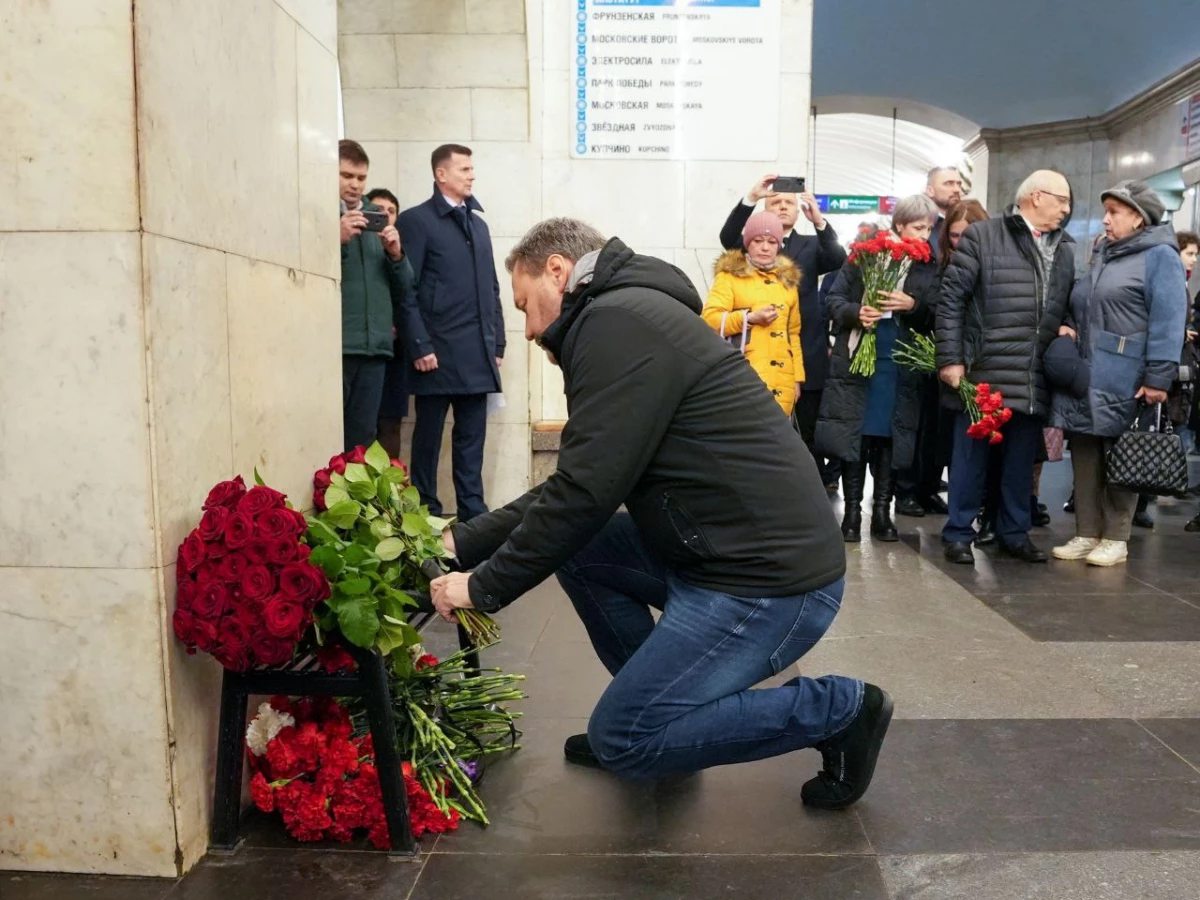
[1106, 404, 1189, 496]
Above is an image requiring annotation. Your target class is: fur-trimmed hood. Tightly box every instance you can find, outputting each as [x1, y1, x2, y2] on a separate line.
[714, 249, 802, 290]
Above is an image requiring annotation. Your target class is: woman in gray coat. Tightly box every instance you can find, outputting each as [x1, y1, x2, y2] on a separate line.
[1050, 181, 1187, 567]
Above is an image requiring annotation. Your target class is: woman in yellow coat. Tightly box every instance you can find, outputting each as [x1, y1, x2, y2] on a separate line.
[702, 211, 805, 416]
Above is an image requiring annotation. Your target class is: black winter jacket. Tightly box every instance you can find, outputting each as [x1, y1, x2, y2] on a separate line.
[936, 208, 1075, 418]
[720, 202, 848, 390]
[815, 259, 939, 467]
[453, 239, 846, 611]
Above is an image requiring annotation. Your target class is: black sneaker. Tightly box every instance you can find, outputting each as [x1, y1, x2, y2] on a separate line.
[801, 684, 893, 810]
[564, 733, 604, 769]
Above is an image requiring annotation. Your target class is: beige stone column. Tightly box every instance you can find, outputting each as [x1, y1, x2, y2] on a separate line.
[0, 0, 342, 877]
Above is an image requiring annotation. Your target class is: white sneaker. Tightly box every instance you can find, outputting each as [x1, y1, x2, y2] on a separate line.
[1052, 536, 1100, 560]
[1085, 540, 1128, 567]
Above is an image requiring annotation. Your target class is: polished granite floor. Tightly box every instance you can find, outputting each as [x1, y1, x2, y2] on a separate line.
[6, 459, 1200, 899]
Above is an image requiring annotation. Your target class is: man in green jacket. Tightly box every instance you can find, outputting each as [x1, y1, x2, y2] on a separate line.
[339, 140, 414, 451]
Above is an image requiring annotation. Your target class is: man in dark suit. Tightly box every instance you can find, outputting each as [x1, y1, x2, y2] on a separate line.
[719, 175, 847, 487]
[397, 144, 506, 521]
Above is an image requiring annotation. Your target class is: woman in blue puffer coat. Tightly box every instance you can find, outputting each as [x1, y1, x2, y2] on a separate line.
[1050, 181, 1187, 567]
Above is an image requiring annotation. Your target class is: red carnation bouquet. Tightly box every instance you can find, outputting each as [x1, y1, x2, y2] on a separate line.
[173, 475, 330, 671]
[846, 232, 932, 377]
[246, 696, 459, 847]
[894, 333, 1013, 443]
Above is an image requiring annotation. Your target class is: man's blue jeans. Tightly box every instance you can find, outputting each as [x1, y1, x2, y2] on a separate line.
[555, 514, 863, 779]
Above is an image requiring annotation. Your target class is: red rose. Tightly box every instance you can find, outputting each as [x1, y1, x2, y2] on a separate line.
[232, 602, 263, 634]
[239, 485, 287, 517]
[203, 476, 246, 511]
[314, 470, 332, 490]
[267, 537, 298, 565]
[215, 641, 251, 672]
[346, 446, 366, 464]
[195, 561, 220, 585]
[173, 608, 196, 644]
[250, 772, 276, 813]
[317, 645, 357, 674]
[224, 512, 254, 549]
[263, 595, 308, 639]
[313, 487, 327, 511]
[390, 459, 408, 473]
[216, 551, 248, 583]
[193, 582, 230, 619]
[197, 506, 229, 542]
[256, 509, 297, 540]
[290, 509, 308, 535]
[297, 544, 312, 561]
[327, 454, 347, 475]
[206, 538, 229, 559]
[253, 633, 296, 667]
[179, 532, 207, 573]
[244, 538, 271, 564]
[240, 565, 274, 602]
[279, 562, 326, 603]
[192, 619, 219, 653]
[176, 580, 198, 612]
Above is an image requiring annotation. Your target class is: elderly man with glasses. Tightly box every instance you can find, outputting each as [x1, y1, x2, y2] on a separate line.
[936, 170, 1077, 565]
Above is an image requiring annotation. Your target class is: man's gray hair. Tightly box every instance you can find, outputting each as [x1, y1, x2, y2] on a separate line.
[892, 194, 939, 228]
[1015, 170, 1068, 205]
[927, 165, 959, 184]
[505, 217, 608, 274]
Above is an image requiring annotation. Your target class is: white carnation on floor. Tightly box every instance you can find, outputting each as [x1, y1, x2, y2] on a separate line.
[245, 701, 295, 756]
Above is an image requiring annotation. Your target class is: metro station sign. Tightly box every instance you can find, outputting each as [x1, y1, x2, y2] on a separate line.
[815, 195, 899, 215]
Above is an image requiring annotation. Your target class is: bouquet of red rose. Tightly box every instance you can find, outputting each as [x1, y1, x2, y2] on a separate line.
[893, 333, 1013, 443]
[246, 697, 459, 847]
[846, 232, 932, 377]
[173, 476, 330, 671]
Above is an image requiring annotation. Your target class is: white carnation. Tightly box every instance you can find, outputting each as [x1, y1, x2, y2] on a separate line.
[245, 701, 296, 756]
[408, 643, 426, 661]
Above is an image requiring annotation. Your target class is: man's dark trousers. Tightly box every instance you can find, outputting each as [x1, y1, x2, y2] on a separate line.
[343, 356, 388, 452]
[942, 410, 1042, 547]
[795, 389, 840, 485]
[411, 394, 488, 521]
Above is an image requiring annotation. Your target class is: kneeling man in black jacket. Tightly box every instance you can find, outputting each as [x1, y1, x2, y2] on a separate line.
[431, 218, 891, 809]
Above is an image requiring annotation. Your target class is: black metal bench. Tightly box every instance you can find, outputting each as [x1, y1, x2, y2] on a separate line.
[208, 601, 479, 856]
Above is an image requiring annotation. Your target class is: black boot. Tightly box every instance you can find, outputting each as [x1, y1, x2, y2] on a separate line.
[841, 459, 866, 543]
[801, 683, 894, 810]
[1132, 494, 1154, 529]
[870, 444, 899, 542]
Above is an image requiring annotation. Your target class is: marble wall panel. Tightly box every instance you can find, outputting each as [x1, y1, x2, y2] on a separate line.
[275, 0, 338, 53]
[342, 89, 473, 141]
[338, 34, 398, 88]
[472, 88, 531, 142]
[466, 0, 526, 34]
[338, 0, 467, 35]
[0, 567, 176, 876]
[136, 0, 301, 268]
[395, 34, 527, 89]
[142, 236, 234, 567]
[226, 257, 343, 505]
[0, 0, 138, 231]
[0, 232, 154, 569]
[298, 29, 342, 280]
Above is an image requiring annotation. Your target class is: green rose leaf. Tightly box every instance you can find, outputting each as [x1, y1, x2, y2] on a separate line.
[343, 543, 369, 566]
[375, 537, 405, 561]
[427, 515, 454, 533]
[323, 485, 352, 509]
[401, 485, 421, 511]
[401, 512, 432, 537]
[364, 441, 391, 474]
[370, 518, 396, 539]
[339, 576, 371, 596]
[348, 480, 377, 502]
[330, 472, 348, 489]
[330, 594, 380, 648]
[322, 500, 361, 530]
[253, 467, 267, 487]
[308, 545, 345, 578]
[375, 618, 419, 656]
[343, 462, 370, 483]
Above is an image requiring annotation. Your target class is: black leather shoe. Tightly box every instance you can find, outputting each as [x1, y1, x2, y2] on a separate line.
[802, 684, 894, 810]
[920, 494, 949, 515]
[1032, 509, 1052, 527]
[974, 517, 996, 546]
[895, 496, 925, 518]
[1185, 514, 1200, 533]
[943, 541, 974, 564]
[1063, 493, 1075, 514]
[939, 479, 949, 492]
[999, 539, 1049, 563]
[1132, 510, 1155, 529]
[564, 734, 604, 769]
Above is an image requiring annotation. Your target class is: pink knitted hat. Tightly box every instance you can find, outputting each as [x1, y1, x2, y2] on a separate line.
[742, 211, 784, 249]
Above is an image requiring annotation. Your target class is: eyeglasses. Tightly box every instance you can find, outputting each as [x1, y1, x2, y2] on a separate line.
[1037, 189, 1071, 205]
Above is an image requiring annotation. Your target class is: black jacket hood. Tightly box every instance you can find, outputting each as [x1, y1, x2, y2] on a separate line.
[540, 238, 702, 360]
